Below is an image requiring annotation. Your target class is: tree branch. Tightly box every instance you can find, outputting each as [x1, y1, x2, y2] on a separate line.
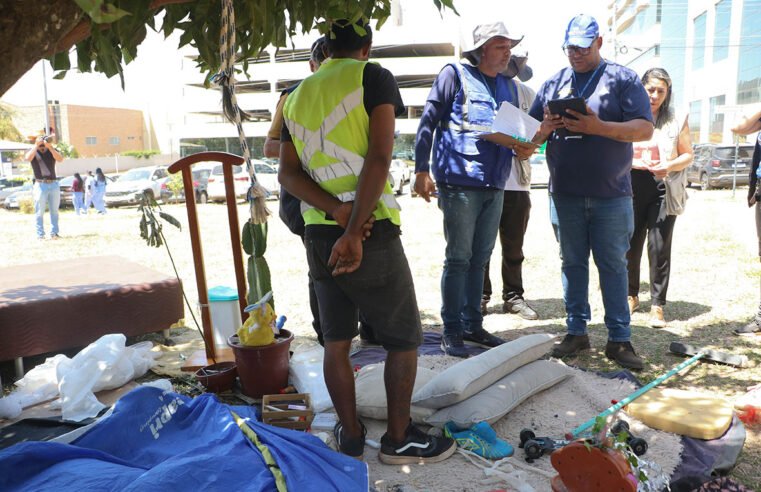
[53, 0, 194, 57]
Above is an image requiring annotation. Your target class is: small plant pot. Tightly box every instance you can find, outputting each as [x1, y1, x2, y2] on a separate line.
[228, 329, 293, 398]
[195, 361, 237, 393]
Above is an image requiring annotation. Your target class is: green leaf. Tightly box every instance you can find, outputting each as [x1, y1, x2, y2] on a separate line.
[159, 211, 182, 230]
[50, 51, 71, 72]
[73, 0, 131, 23]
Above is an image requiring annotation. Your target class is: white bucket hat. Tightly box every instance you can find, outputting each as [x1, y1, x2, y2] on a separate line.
[461, 22, 523, 65]
[462, 22, 523, 54]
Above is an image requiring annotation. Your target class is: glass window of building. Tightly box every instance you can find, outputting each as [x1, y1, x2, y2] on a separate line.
[689, 100, 702, 143]
[660, 2, 688, 111]
[109, 136, 120, 145]
[85, 136, 97, 145]
[708, 95, 726, 143]
[692, 12, 707, 70]
[713, 0, 731, 62]
[737, 1, 761, 105]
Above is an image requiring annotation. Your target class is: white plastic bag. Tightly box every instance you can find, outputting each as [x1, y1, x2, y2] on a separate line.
[0, 334, 159, 422]
[289, 345, 333, 413]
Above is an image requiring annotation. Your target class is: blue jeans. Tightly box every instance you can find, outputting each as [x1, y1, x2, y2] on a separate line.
[33, 181, 60, 237]
[73, 191, 85, 215]
[550, 193, 634, 342]
[438, 184, 504, 337]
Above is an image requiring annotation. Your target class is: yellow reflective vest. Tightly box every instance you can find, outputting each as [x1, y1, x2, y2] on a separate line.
[283, 58, 401, 226]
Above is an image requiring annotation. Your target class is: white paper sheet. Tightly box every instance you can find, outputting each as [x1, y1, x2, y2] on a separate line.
[489, 102, 542, 141]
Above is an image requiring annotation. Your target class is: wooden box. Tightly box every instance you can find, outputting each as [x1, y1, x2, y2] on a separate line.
[261, 393, 314, 431]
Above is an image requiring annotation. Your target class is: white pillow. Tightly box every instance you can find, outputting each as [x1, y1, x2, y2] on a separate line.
[412, 333, 556, 409]
[425, 360, 573, 428]
[355, 363, 436, 423]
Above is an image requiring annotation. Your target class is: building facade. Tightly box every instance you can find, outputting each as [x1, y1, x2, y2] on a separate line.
[610, 0, 761, 144]
[12, 103, 150, 157]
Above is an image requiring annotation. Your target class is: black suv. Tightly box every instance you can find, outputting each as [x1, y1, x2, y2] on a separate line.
[687, 143, 753, 190]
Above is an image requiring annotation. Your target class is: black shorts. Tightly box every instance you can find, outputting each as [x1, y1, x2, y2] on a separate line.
[305, 232, 423, 351]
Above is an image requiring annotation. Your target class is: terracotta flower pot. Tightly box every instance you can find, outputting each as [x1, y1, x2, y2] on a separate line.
[195, 361, 237, 393]
[550, 441, 637, 492]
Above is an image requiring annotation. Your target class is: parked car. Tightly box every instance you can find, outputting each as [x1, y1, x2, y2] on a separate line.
[3, 183, 33, 209]
[687, 143, 753, 190]
[0, 178, 26, 191]
[160, 166, 212, 204]
[0, 179, 28, 202]
[104, 166, 169, 207]
[207, 160, 279, 202]
[389, 159, 411, 195]
[529, 154, 550, 188]
[58, 176, 76, 207]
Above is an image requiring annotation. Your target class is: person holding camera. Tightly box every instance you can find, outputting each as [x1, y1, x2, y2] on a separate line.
[732, 105, 761, 336]
[24, 135, 64, 240]
[528, 14, 653, 369]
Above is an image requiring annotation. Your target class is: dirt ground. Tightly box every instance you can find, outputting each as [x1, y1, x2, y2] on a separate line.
[1, 186, 759, 489]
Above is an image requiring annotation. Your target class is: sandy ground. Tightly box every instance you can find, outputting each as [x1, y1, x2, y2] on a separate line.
[2, 185, 760, 489]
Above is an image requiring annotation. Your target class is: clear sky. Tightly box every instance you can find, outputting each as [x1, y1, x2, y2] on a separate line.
[1, 0, 613, 110]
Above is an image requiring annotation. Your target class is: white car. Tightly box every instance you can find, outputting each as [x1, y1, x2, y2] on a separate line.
[105, 166, 169, 206]
[389, 159, 411, 195]
[206, 160, 279, 203]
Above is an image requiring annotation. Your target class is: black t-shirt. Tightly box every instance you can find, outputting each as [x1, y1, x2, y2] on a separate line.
[281, 62, 405, 142]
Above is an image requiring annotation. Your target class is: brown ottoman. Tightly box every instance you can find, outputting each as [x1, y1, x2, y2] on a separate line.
[0, 256, 183, 373]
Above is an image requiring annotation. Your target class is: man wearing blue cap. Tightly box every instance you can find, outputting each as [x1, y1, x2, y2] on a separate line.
[529, 14, 654, 369]
[414, 22, 533, 357]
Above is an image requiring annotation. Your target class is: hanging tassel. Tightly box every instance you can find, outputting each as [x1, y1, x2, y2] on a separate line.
[213, 0, 269, 224]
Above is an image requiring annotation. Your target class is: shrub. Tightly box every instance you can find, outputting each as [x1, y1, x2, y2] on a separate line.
[122, 150, 160, 159]
[19, 197, 34, 214]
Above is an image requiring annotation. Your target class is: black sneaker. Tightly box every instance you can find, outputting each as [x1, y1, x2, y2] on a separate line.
[463, 327, 506, 348]
[551, 334, 591, 358]
[379, 423, 457, 465]
[441, 333, 469, 358]
[734, 319, 761, 336]
[333, 420, 366, 459]
[605, 341, 645, 371]
[503, 298, 539, 320]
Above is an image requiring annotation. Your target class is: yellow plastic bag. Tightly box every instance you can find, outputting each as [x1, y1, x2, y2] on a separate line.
[237, 293, 276, 347]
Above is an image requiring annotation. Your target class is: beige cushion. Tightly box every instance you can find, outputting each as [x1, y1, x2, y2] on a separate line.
[355, 363, 436, 423]
[425, 360, 573, 428]
[412, 333, 556, 409]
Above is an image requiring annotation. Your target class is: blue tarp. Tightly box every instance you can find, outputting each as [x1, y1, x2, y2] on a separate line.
[0, 387, 367, 491]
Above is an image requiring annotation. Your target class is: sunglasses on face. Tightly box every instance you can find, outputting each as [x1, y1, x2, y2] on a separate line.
[562, 44, 593, 56]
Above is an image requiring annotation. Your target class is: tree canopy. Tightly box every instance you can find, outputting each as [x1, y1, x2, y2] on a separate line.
[0, 0, 456, 97]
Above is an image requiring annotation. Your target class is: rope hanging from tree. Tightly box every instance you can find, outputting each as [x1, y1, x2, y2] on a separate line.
[212, 0, 270, 224]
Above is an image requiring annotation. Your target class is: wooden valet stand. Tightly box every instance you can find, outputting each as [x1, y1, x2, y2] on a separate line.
[168, 151, 249, 371]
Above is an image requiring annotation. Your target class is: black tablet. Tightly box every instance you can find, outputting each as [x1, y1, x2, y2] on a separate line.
[547, 97, 587, 120]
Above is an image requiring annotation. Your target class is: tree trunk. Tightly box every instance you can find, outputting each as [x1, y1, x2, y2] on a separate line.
[0, 1, 84, 97]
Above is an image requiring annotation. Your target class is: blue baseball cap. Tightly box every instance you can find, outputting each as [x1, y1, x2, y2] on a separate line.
[563, 14, 600, 48]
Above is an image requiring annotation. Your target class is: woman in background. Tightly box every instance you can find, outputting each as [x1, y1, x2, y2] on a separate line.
[91, 168, 108, 214]
[627, 67, 693, 328]
[72, 172, 85, 215]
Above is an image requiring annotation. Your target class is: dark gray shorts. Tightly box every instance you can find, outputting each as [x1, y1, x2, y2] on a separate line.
[305, 235, 423, 351]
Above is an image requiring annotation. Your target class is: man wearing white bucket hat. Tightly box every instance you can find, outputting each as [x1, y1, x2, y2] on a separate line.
[414, 22, 534, 357]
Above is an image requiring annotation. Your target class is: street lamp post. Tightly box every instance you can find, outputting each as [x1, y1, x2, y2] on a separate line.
[41, 62, 50, 137]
